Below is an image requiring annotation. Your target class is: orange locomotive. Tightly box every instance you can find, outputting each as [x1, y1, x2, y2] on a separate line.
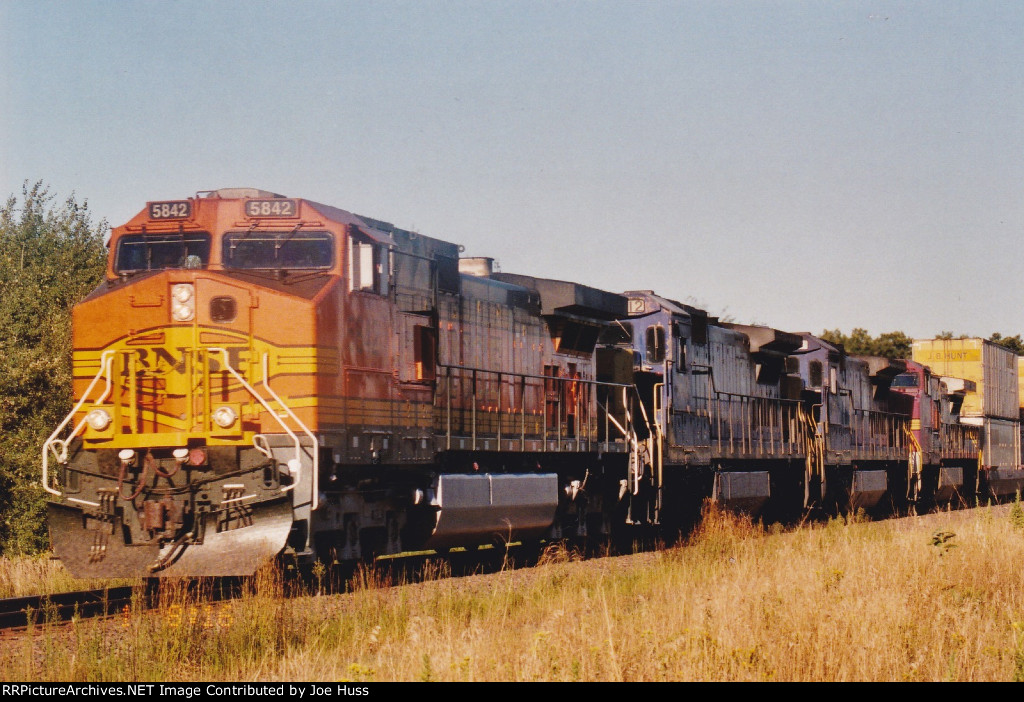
[46, 189, 1019, 579]
[43, 189, 633, 577]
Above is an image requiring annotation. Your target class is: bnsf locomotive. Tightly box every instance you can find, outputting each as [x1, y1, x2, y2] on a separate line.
[42, 189, 1024, 578]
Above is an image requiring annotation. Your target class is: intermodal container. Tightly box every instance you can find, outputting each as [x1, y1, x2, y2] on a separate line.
[912, 338, 1019, 420]
[1018, 356, 1024, 414]
[979, 416, 1021, 470]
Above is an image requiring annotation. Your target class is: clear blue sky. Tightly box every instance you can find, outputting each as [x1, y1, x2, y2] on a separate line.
[3, 1, 1022, 339]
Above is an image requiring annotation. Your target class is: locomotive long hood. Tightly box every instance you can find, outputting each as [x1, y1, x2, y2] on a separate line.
[491, 272, 627, 320]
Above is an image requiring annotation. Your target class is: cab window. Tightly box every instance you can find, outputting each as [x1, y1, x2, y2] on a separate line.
[115, 233, 211, 272]
[349, 240, 389, 295]
[809, 360, 823, 387]
[646, 325, 666, 363]
[223, 230, 333, 270]
[892, 373, 919, 388]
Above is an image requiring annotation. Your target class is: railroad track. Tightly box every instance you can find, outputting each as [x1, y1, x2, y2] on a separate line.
[0, 586, 140, 631]
[0, 578, 251, 634]
[9, 508, 969, 634]
[0, 542, 557, 634]
[1, 507, 987, 636]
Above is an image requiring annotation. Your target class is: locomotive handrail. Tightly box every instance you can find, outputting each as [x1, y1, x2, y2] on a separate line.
[849, 407, 911, 456]
[693, 381, 806, 457]
[436, 363, 632, 388]
[799, 405, 825, 489]
[941, 422, 980, 460]
[689, 363, 805, 407]
[652, 382, 665, 507]
[622, 386, 643, 495]
[437, 362, 634, 453]
[707, 394, 806, 457]
[689, 361, 808, 456]
[702, 387, 805, 406]
[695, 361, 908, 455]
[850, 406, 911, 419]
[206, 348, 308, 501]
[260, 352, 319, 511]
[905, 424, 923, 501]
[42, 351, 116, 497]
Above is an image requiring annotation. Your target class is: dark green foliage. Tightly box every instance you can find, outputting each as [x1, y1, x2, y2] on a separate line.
[819, 328, 913, 360]
[819, 328, 1024, 360]
[988, 333, 1024, 355]
[0, 182, 108, 554]
[1010, 493, 1024, 531]
[929, 530, 957, 556]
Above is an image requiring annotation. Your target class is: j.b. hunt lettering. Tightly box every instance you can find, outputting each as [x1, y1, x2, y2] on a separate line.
[919, 349, 982, 363]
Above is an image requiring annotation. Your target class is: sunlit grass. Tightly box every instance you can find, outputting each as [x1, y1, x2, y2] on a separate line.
[0, 554, 134, 598]
[5, 502, 1024, 681]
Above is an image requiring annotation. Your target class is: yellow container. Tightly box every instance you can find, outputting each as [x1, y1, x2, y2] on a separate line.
[912, 338, 1019, 420]
[1018, 356, 1024, 412]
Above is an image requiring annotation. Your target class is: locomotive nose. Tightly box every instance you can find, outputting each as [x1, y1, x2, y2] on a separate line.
[48, 496, 294, 578]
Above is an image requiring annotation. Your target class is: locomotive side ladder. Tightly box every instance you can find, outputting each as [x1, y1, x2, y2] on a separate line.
[603, 384, 662, 525]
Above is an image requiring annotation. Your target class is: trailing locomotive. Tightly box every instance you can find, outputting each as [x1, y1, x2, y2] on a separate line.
[41, 189, 1024, 578]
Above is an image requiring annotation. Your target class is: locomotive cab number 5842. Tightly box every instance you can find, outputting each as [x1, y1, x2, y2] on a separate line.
[148, 201, 192, 220]
[245, 199, 297, 217]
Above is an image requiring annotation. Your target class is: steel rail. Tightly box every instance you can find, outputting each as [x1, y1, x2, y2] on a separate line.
[0, 586, 137, 631]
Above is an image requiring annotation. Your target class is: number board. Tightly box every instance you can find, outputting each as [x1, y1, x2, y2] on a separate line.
[148, 201, 192, 220]
[628, 298, 646, 315]
[245, 199, 298, 218]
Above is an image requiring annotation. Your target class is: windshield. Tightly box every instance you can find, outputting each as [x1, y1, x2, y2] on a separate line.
[115, 233, 211, 273]
[223, 230, 333, 270]
[891, 373, 919, 388]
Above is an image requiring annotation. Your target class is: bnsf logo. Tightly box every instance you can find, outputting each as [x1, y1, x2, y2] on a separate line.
[122, 346, 248, 374]
[111, 346, 251, 399]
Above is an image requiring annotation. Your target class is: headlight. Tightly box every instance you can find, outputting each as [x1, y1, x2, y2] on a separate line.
[171, 284, 195, 321]
[212, 406, 238, 428]
[85, 408, 111, 431]
[172, 303, 194, 321]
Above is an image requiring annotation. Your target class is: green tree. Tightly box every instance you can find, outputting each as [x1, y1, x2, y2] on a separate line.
[820, 328, 856, 354]
[873, 331, 913, 360]
[0, 182, 107, 554]
[989, 333, 1024, 355]
[819, 328, 912, 360]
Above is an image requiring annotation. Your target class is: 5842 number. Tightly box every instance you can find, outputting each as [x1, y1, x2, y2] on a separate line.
[245, 199, 297, 217]
[149, 201, 191, 219]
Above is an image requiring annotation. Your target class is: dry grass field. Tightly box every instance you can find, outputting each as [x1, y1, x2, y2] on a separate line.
[4, 501, 1024, 682]
[0, 555, 133, 599]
